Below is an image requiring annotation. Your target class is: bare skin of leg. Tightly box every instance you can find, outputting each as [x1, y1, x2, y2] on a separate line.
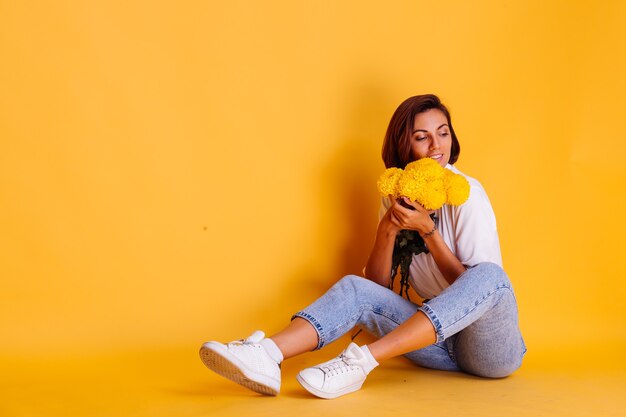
[367, 311, 436, 362]
[269, 312, 436, 363]
[269, 317, 319, 359]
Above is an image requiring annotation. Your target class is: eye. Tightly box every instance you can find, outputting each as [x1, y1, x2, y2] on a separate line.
[415, 136, 427, 141]
[440, 132, 449, 137]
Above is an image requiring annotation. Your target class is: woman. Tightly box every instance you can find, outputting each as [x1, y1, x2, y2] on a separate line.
[199, 94, 526, 399]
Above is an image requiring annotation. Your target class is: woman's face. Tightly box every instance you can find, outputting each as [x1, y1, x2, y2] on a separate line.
[409, 109, 452, 167]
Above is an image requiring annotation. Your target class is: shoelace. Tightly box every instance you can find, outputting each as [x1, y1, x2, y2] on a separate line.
[227, 339, 259, 349]
[225, 336, 281, 369]
[320, 354, 358, 377]
[226, 331, 265, 350]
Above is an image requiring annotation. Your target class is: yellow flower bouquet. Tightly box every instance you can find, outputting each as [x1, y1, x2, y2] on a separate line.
[377, 158, 470, 299]
[377, 157, 469, 210]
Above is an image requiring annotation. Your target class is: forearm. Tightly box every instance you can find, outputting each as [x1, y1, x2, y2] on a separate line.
[364, 223, 398, 287]
[423, 230, 466, 285]
[385, 196, 466, 285]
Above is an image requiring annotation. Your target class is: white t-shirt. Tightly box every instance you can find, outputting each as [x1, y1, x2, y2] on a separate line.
[378, 164, 502, 299]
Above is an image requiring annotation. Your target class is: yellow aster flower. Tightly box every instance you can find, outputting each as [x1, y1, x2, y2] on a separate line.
[444, 169, 470, 206]
[397, 167, 447, 210]
[377, 167, 404, 196]
[399, 158, 447, 210]
[377, 158, 470, 210]
[404, 157, 445, 180]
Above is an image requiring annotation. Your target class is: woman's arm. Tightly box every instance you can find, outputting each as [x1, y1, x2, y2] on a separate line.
[389, 197, 466, 285]
[364, 208, 400, 287]
[418, 228, 466, 285]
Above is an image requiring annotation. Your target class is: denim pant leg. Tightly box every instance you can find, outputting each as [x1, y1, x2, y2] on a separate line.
[292, 275, 459, 372]
[417, 262, 527, 378]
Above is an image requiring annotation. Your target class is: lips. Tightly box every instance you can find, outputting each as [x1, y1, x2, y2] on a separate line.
[428, 154, 443, 160]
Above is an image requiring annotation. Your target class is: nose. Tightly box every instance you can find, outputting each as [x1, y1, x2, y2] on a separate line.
[430, 135, 440, 150]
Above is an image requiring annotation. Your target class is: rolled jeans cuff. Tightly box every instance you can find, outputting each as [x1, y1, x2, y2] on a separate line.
[417, 303, 446, 343]
[291, 311, 325, 350]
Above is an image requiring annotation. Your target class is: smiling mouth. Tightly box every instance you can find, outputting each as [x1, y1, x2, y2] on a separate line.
[429, 154, 443, 160]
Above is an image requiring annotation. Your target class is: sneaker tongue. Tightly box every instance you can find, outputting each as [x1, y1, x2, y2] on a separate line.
[245, 330, 265, 343]
[343, 342, 364, 361]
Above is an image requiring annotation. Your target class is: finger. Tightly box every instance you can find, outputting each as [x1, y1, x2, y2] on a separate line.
[391, 208, 408, 224]
[393, 208, 412, 228]
[393, 201, 418, 218]
[401, 197, 428, 214]
[389, 211, 403, 228]
[400, 196, 417, 209]
[391, 203, 408, 219]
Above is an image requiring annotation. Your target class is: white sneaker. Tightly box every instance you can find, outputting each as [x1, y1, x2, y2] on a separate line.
[296, 343, 379, 399]
[199, 330, 281, 396]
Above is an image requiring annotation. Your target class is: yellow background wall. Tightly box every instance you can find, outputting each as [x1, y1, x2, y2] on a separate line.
[1, 0, 625, 366]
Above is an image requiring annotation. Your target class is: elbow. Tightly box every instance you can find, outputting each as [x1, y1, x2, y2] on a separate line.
[363, 267, 390, 288]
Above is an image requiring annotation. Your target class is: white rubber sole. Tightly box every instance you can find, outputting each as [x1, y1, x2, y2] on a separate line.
[296, 372, 364, 399]
[199, 342, 280, 396]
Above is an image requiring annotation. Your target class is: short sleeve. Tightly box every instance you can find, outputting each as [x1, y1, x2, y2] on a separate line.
[377, 196, 393, 223]
[451, 181, 503, 268]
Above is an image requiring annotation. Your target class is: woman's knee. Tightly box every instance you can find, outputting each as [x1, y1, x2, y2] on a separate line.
[457, 346, 524, 378]
[470, 356, 523, 379]
[336, 274, 377, 295]
[471, 261, 505, 276]
[334, 275, 406, 327]
[467, 262, 511, 287]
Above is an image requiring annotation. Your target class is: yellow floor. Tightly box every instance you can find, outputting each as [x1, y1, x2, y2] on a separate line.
[2, 337, 625, 417]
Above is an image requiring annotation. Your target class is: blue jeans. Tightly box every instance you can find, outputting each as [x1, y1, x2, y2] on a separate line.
[292, 262, 526, 378]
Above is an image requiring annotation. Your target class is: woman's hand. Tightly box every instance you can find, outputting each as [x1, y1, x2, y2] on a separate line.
[371, 195, 466, 287]
[387, 196, 435, 236]
[390, 196, 467, 284]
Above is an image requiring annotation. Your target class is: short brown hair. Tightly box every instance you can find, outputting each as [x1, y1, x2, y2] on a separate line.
[382, 94, 460, 168]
